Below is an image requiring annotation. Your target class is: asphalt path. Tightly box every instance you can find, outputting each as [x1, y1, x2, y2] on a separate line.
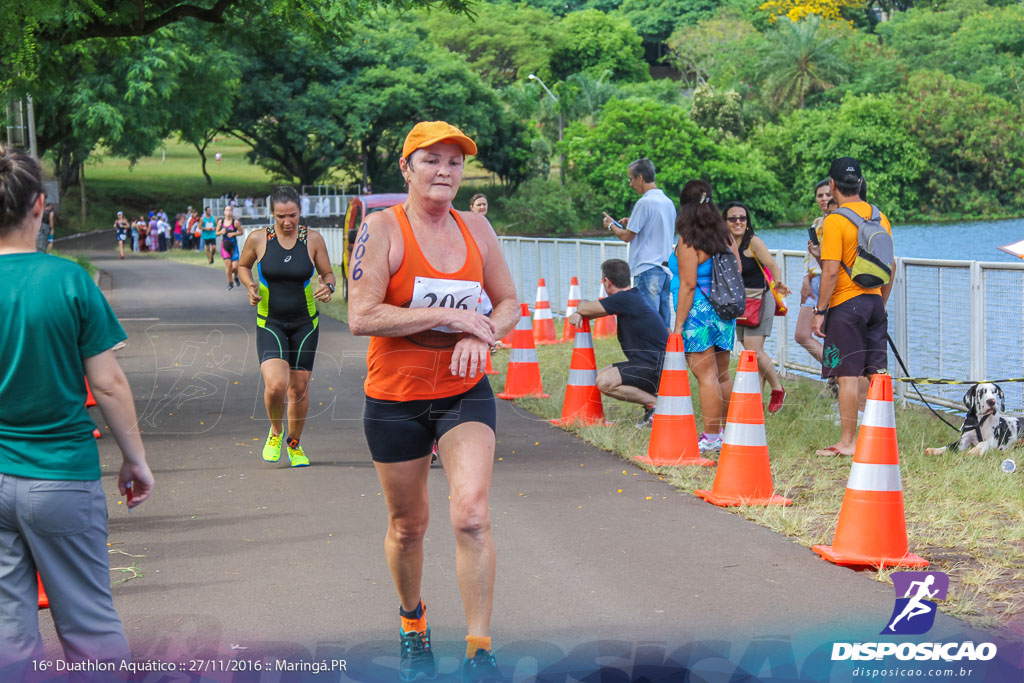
[34, 233, 1024, 682]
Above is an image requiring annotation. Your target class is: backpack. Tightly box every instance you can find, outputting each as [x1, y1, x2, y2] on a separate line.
[832, 205, 894, 288]
[697, 251, 746, 321]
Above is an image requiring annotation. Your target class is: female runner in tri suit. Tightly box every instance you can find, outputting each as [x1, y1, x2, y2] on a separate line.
[237, 186, 336, 467]
[216, 205, 243, 290]
[347, 122, 518, 683]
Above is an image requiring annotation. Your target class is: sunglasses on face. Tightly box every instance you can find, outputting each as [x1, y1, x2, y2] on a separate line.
[726, 215, 748, 223]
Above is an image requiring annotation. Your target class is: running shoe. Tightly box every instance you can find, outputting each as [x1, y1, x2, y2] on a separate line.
[430, 441, 439, 465]
[635, 405, 655, 429]
[768, 388, 786, 414]
[287, 443, 310, 467]
[697, 433, 723, 454]
[226, 283, 234, 291]
[462, 649, 502, 682]
[262, 430, 283, 462]
[399, 627, 436, 681]
[234, 277, 242, 287]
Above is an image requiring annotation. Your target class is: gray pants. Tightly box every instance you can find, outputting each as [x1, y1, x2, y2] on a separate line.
[0, 474, 129, 672]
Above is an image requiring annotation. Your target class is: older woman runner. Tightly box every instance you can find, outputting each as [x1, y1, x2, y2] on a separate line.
[348, 121, 518, 683]
[0, 146, 154, 675]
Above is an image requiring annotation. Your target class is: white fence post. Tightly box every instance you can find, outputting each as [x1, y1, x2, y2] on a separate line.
[969, 262, 985, 382]
[893, 257, 908, 404]
[775, 250, 789, 378]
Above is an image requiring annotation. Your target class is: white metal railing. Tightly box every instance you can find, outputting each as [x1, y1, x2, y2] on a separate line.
[497, 237, 1024, 414]
[202, 193, 355, 220]
[228, 229, 1024, 412]
[240, 226, 349, 269]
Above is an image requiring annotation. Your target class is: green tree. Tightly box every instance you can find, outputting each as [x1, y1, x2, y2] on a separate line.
[561, 97, 784, 222]
[618, 0, 719, 50]
[664, 10, 760, 89]
[229, 34, 350, 186]
[414, 4, 558, 87]
[547, 10, 649, 82]
[168, 25, 243, 185]
[755, 93, 928, 220]
[30, 35, 193, 196]
[895, 70, 1024, 215]
[690, 83, 744, 137]
[877, 1, 1024, 102]
[757, 16, 852, 112]
[3, 0, 474, 88]
[331, 24, 505, 190]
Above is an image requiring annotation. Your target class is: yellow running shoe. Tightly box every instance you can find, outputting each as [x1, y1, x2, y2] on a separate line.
[262, 430, 283, 462]
[287, 440, 309, 467]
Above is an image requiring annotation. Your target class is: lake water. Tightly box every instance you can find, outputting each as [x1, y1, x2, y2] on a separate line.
[760, 217, 1024, 263]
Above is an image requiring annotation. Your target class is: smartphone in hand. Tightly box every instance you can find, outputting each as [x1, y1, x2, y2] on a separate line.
[603, 212, 624, 230]
[807, 227, 819, 246]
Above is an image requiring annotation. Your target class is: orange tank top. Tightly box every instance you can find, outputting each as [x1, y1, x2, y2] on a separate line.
[364, 205, 486, 401]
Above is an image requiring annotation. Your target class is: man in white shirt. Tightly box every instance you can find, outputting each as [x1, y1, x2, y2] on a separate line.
[602, 158, 676, 328]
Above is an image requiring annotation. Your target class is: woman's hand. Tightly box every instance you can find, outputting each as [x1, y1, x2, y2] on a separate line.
[450, 336, 491, 378]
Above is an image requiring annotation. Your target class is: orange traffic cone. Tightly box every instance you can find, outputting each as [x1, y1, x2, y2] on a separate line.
[593, 283, 617, 339]
[484, 349, 499, 376]
[499, 324, 515, 348]
[38, 573, 49, 610]
[532, 279, 558, 345]
[561, 276, 582, 342]
[551, 318, 606, 426]
[497, 303, 550, 400]
[812, 373, 928, 569]
[696, 350, 792, 506]
[635, 334, 713, 467]
[85, 377, 97, 407]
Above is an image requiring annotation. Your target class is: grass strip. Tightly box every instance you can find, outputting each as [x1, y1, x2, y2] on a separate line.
[488, 321, 1024, 633]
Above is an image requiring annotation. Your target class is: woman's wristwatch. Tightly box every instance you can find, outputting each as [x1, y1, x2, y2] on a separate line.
[326, 283, 336, 294]
[812, 306, 826, 316]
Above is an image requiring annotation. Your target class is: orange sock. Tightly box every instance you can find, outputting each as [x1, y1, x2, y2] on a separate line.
[400, 601, 426, 634]
[465, 635, 491, 658]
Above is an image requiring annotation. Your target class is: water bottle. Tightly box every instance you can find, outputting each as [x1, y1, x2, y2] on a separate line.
[1000, 459, 1016, 474]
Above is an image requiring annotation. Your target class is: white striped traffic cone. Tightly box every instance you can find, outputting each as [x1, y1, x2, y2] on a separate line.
[551, 318, 606, 426]
[635, 333, 711, 467]
[695, 350, 791, 505]
[812, 373, 928, 569]
[532, 278, 558, 345]
[561, 276, 581, 342]
[497, 303, 550, 400]
[593, 283, 617, 339]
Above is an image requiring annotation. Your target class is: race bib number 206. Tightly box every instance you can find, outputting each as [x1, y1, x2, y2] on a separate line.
[410, 276, 483, 334]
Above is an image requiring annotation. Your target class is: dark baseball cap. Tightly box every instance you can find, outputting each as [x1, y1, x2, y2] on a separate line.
[829, 157, 863, 182]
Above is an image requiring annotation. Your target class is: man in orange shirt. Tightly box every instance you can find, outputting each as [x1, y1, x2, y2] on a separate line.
[811, 157, 893, 456]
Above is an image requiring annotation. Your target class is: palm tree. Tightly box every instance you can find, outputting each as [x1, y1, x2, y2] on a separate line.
[758, 16, 852, 112]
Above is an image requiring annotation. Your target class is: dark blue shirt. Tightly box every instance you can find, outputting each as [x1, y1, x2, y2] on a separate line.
[599, 288, 669, 368]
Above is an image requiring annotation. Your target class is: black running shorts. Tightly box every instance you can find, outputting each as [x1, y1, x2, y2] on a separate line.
[821, 294, 887, 378]
[363, 379, 497, 463]
[612, 360, 661, 396]
[256, 317, 319, 372]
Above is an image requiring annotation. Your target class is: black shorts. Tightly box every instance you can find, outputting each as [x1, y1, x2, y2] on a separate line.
[612, 361, 661, 395]
[204, 237, 218, 247]
[821, 294, 887, 378]
[257, 317, 319, 372]
[363, 379, 496, 463]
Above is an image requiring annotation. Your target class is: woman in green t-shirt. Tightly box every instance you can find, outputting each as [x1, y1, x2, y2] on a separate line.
[0, 146, 155, 673]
